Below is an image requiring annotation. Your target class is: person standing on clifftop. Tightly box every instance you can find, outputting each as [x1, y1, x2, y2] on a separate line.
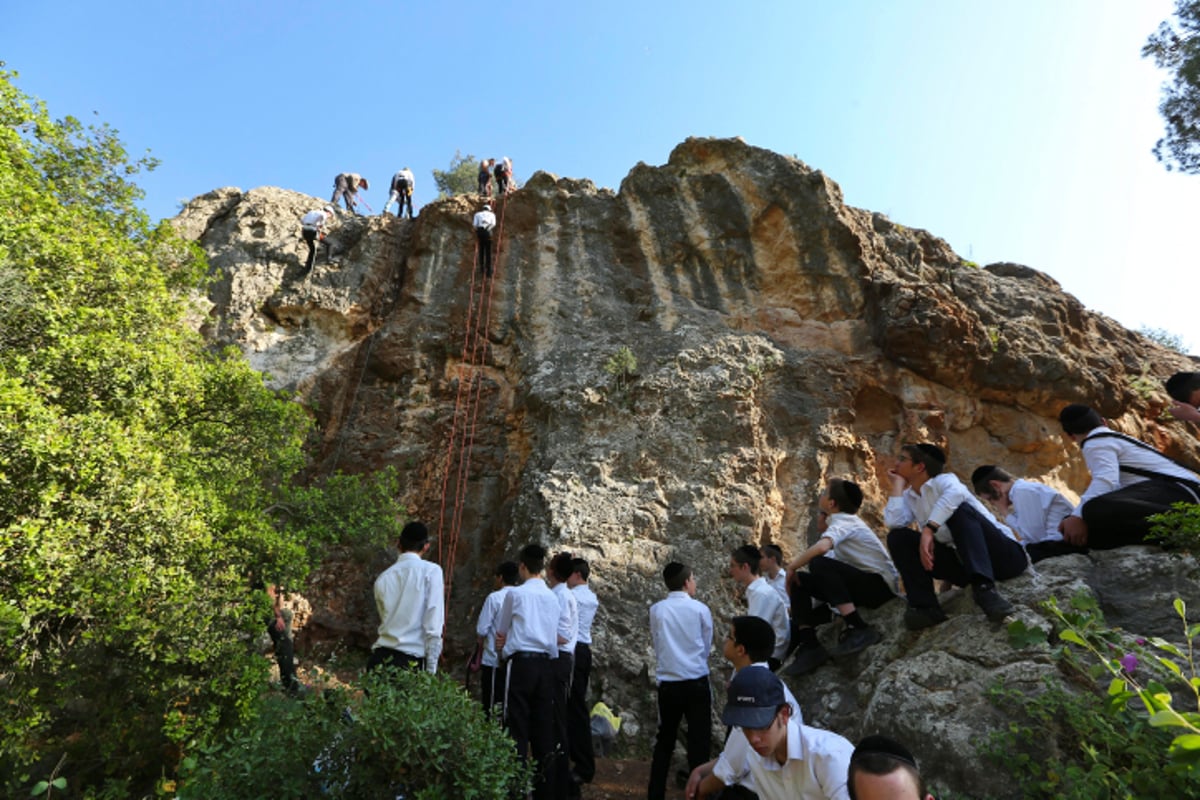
[383, 167, 415, 218]
[478, 158, 494, 197]
[330, 172, 368, 213]
[299, 205, 335, 273]
[473, 202, 496, 276]
[494, 157, 513, 196]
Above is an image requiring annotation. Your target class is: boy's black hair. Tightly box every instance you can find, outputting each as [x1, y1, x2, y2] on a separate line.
[1059, 404, 1104, 435]
[901, 444, 946, 477]
[731, 615, 776, 663]
[570, 558, 590, 581]
[970, 465, 1013, 499]
[1166, 372, 1200, 403]
[731, 544, 762, 575]
[663, 562, 692, 591]
[761, 543, 784, 564]
[496, 560, 520, 586]
[518, 543, 547, 574]
[549, 552, 575, 582]
[848, 734, 926, 800]
[828, 478, 864, 514]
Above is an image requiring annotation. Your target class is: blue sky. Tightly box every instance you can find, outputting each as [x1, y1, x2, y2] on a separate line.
[4, 1, 1195, 351]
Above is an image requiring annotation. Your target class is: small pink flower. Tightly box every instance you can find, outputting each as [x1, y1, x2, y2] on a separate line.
[1120, 653, 1138, 674]
[1135, 638, 1146, 646]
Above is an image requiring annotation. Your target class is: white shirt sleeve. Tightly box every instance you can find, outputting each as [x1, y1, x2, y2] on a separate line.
[1076, 439, 1123, 514]
[423, 567, 445, 673]
[883, 495, 914, 528]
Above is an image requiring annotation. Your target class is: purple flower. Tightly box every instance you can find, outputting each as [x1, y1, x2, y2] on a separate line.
[1135, 638, 1146, 646]
[1120, 653, 1138, 674]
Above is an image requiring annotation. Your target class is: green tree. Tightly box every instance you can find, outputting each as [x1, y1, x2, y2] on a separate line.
[1138, 325, 1188, 354]
[431, 149, 480, 198]
[0, 69, 392, 796]
[1144, 1, 1200, 173]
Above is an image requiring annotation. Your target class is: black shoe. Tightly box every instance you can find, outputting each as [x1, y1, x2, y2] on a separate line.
[973, 584, 1014, 621]
[782, 644, 830, 676]
[832, 625, 882, 657]
[904, 605, 948, 631]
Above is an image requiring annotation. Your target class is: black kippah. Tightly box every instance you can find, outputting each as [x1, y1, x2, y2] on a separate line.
[1058, 404, 1092, 425]
[663, 562, 686, 583]
[915, 443, 946, 465]
[971, 465, 998, 486]
[852, 734, 919, 769]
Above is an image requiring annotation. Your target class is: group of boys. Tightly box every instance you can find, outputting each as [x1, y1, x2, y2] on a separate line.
[473, 544, 599, 800]
[647, 561, 933, 800]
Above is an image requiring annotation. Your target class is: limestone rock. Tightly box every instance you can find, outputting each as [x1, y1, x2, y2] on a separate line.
[175, 137, 1200, 796]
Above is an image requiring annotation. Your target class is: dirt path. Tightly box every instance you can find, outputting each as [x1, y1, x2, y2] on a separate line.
[584, 758, 690, 800]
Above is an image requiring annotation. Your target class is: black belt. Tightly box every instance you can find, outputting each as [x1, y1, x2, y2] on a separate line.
[510, 651, 551, 660]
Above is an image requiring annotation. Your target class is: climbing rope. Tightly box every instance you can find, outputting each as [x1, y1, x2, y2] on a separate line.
[436, 195, 509, 606]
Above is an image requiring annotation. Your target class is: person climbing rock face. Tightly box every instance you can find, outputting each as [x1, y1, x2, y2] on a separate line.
[473, 202, 496, 276]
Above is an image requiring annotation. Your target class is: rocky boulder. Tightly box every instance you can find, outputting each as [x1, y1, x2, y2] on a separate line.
[174, 137, 1200, 797]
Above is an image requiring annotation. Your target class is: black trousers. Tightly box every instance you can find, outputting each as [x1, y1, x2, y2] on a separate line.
[791, 556, 895, 626]
[496, 173, 510, 195]
[1026, 540, 1089, 563]
[505, 654, 557, 800]
[478, 171, 491, 196]
[1081, 480, 1197, 549]
[888, 503, 1027, 609]
[267, 624, 298, 694]
[481, 661, 508, 719]
[568, 643, 596, 782]
[476, 227, 493, 275]
[552, 652, 574, 798]
[648, 676, 711, 800]
[366, 647, 424, 673]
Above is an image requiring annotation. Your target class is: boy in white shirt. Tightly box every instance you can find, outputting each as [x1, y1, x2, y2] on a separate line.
[730, 545, 790, 670]
[885, 444, 1027, 630]
[782, 479, 900, 676]
[475, 560, 519, 717]
[649, 562, 714, 800]
[970, 465, 1087, 563]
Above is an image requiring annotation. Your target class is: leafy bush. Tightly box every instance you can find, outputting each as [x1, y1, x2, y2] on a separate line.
[181, 668, 530, 799]
[984, 591, 1200, 797]
[1149, 501, 1200, 551]
[603, 346, 638, 391]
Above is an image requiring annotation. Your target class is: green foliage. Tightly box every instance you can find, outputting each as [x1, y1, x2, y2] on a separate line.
[983, 678, 1195, 798]
[1138, 325, 1188, 354]
[986, 591, 1200, 796]
[181, 668, 531, 799]
[1144, 1, 1200, 173]
[277, 467, 407, 568]
[603, 346, 638, 391]
[1149, 501, 1200, 550]
[431, 149, 480, 198]
[1006, 617, 1049, 649]
[0, 69, 325, 795]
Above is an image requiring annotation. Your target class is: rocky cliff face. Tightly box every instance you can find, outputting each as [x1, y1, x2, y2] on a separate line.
[176, 138, 1200, 796]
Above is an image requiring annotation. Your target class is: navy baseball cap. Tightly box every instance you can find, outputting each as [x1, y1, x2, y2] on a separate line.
[721, 668, 786, 729]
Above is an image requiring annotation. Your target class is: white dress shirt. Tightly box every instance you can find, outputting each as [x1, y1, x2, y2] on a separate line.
[746, 577, 790, 661]
[821, 513, 902, 595]
[372, 552, 445, 673]
[713, 718, 853, 800]
[552, 581, 579, 654]
[649, 591, 713, 682]
[1074, 426, 1199, 515]
[765, 570, 788, 604]
[1006, 479, 1073, 544]
[474, 209, 496, 230]
[300, 209, 328, 230]
[884, 472, 1017, 546]
[572, 583, 599, 645]
[475, 585, 513, 668]
[495, 577, 560, 659]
